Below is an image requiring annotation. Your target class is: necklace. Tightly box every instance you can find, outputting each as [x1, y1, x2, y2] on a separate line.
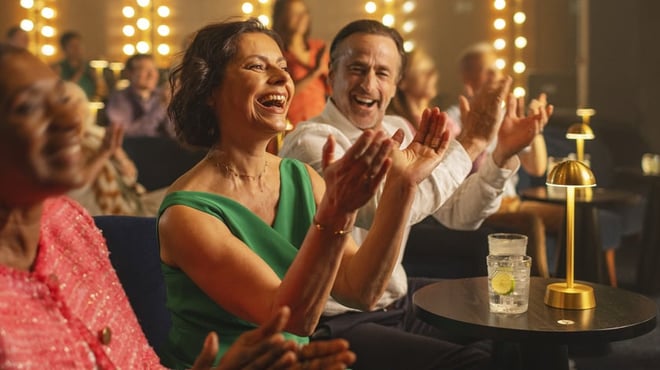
[207, 153, 268, 182]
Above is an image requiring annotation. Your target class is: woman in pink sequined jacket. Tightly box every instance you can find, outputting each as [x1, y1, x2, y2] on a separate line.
[0, 44, 355, 369]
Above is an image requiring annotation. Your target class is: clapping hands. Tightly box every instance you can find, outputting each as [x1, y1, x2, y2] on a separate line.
[192, 306, 355, 370]
[389, 107, 450, 185]
[492, 93, 554, 167]
[321, 130, 394, 214]
[456, 76, 512, 160]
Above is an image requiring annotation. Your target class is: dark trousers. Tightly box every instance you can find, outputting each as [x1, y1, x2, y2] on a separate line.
[314, 278, 491, 370]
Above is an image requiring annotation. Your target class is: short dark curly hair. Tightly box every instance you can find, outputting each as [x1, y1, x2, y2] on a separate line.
[168, 19, 283, 149]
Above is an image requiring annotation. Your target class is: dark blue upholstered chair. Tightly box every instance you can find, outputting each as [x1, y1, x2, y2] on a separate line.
[122, 136, 205, 191]
[93, 215, 171, 350]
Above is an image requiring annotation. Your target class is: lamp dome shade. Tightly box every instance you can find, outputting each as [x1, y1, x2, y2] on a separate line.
[566, 123, 595, 139]
[546, 160, 596, 187]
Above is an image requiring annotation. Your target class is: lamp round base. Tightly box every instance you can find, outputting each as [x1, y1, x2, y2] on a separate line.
[544, 282, 596, 309]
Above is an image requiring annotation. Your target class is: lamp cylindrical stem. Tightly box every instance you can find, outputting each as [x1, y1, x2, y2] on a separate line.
[576, 138, 585, 163]
[566, 187, 575, 288]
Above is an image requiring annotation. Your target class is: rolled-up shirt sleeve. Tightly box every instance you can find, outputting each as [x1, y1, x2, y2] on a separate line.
[432, 153, 519, 230]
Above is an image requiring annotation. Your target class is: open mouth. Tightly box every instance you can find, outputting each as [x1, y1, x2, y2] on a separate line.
[257, 94, 287, 109]
[45, 135, 82, 163]
[353, 95, 379, 108]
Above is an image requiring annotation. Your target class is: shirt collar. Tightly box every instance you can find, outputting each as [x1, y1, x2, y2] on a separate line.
[319, 99, 371, 142]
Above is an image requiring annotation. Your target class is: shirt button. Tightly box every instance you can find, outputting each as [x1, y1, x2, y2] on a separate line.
[98, 327, 112, 345]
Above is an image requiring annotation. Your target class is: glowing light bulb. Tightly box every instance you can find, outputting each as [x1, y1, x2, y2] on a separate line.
[136, 41, 150, 53]
[495, 58, 506, 70]
[123, 25, 136, 37]
[513, 87, 526, 97]
[41, 44, 55, 56]
[403, 40, 415, 52]
[493, 18, 506, 30]
[136, 18, 150, 30]
[493, 38, 506, 50]
[402, 21, 415, 33]
[402, 1, 415, 13]
[41, 7, 56, 19]
[515, 36, 527, 49]
[20, 0, 34, 9]
[513, 61, 526, 74]
[157, 43, 170, 55]
[157, 25, 170, 36]
[157, 6, 170, 17]
[122, 6, 135, 18]
[258, 0, 269, 3]
[242, 2, 254, 14]
[365, 1, 377, 14]
[494, 0, 506, 10]
[20, 19, 34, 32]
[258, 15, 270, 26]
[382, 14, 395, 27]
[40, 25, 55, 38]
[123, 44, 136, 55]
[514, 12, 526, 24]
[136, 0, 150, 7]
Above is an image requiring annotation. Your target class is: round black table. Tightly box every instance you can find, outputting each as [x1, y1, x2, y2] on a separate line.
[414, 277, 657, 370]
[521, 186, 640, 284]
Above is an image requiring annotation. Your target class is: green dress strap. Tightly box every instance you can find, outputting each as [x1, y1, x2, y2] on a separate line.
[157, 158, 316, 369]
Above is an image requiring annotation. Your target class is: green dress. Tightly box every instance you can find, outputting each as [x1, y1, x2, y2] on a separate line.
[157, 158, 315, 369]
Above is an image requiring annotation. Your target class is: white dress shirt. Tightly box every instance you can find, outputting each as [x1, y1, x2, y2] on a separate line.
[280, 100, 519, 315]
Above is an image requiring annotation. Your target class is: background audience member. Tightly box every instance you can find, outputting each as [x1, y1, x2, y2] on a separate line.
[158, 19, 448, 368]
[387, 48, 460, 137]
[0, 43, 354, 370]
[448, 42, 555, 277]
[52, 30, 99, 99]
[5, 26, 29, 49]
[65, 83, 166, 216]
[272, 0, 330, 127]
[106, 54, 174, 138]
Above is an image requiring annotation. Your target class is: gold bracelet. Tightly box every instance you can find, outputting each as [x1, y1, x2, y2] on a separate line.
[313, 216, 353, 236]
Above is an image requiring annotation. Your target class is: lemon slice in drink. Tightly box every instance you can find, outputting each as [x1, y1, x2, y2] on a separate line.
[491, 271, 515, 295]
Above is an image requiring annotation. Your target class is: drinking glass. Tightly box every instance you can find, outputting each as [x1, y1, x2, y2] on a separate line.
[488, 233, 527, 256]
[487, 255, 532, 314]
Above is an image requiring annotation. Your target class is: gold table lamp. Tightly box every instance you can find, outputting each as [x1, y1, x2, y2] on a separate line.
[544, 160, 597, 309]
[566, 109, 596, 163]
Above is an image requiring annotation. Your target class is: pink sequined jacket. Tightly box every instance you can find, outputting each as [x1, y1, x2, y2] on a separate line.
[0, 197, 163, 369]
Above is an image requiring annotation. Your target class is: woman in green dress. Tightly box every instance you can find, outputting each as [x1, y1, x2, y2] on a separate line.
[158, 19, 450, 369]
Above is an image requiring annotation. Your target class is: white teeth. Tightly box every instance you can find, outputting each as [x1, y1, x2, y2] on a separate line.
[258, 94, 287, 104]
[355, 96, 375, 105]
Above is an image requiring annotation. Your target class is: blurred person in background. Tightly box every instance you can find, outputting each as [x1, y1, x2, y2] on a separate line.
[66, 83, 166, 216]
[5, 26, 29, 49]
[448, 42, 555, 277]
[52, 31, 99, 99]
[106, 54, 174, 138]
[272, 0, 330, 127]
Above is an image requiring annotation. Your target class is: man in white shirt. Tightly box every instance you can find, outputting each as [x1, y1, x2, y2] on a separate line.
[280, 20, 546, 370]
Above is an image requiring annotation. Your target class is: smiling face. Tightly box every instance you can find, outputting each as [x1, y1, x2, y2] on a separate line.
[329, 33, 401, 130]
[210, 32, 294, 140]
[464, 50, 501, 92]
[128, 57, 159, 92]
[0, 51, 86, 205]
[285, 0, 310, 36]
[400, 50, 438, 100]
